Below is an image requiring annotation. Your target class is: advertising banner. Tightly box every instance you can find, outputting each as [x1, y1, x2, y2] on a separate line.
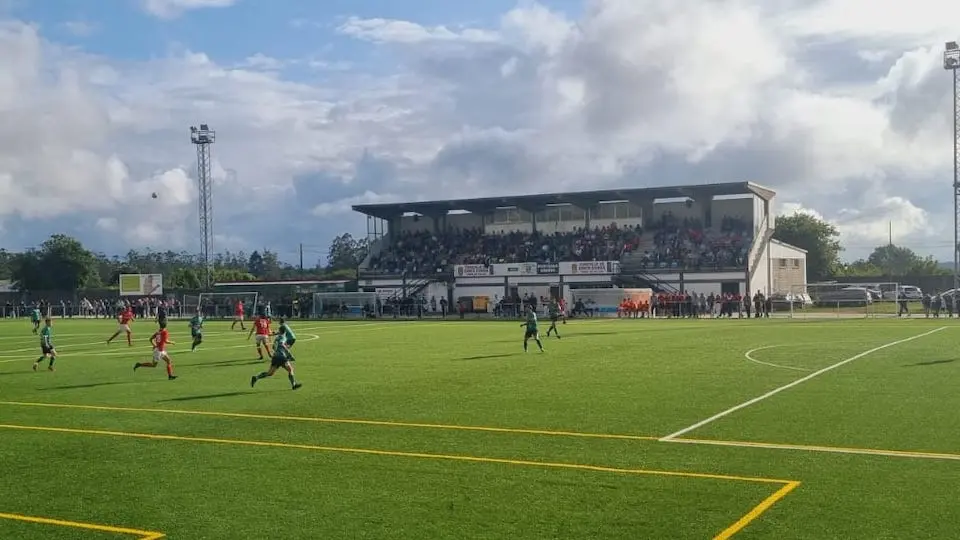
[562, 261, 620, 275]
[119, 274, 164, 296]
[491, 263, 537, 276]
[455, 264, 493, 277]
[537, 263, 559, 274]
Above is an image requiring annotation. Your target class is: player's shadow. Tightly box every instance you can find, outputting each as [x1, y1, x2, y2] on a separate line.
[157, 391, 264, 402]
[42, 381, 140, 391]
[194, 359, 262, 369]
[904, 359, 957, 367]
[456, 353, 514, 361]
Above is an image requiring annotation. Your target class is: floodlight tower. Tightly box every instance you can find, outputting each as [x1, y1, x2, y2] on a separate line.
[190, 124, 216, 289]
[946, 43, 960, 294]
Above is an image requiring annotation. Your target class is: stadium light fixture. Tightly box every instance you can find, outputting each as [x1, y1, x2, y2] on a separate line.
[945, 42, 960, 297]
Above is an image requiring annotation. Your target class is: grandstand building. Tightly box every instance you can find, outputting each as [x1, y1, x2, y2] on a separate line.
[352, 182, 806, 314]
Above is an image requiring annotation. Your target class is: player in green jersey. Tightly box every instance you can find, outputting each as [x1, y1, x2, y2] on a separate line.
[30, 307, 42, 334]
[274, 318, 296, 361]
[33, 318, 57, 371]
[520, 306, 544, 353]
[545, 300, 562, 339]
[188, 311, 204, 351]
[250, 333, 302, 391]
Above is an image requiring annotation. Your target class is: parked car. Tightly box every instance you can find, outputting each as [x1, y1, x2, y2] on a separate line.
[814, 286, 873, 307]
[883, 285, 922, 301]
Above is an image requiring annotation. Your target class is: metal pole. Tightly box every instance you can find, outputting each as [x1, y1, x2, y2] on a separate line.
[954, 71, 959, 295]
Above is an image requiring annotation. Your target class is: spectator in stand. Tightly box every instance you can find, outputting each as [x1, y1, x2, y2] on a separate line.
[368, 225, 643, 275]
[638, 213, 751, 270]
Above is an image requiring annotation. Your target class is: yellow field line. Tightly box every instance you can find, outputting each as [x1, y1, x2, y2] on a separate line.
[670, 436, 960, 461]
[713, 481, 801, 540]
[0, 422, 785, 484]
[0, 422, 797, 538]
[0, 401, 660, 442]
[0, 511, 164, 539]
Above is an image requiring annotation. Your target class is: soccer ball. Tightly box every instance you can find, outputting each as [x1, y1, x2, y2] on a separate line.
[151, 192, 158, 199]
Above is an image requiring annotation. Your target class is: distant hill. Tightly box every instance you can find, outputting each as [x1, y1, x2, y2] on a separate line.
[938, 262, 954, 271]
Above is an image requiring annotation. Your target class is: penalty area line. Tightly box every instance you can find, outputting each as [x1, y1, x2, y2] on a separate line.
[662, 326, 948, 441]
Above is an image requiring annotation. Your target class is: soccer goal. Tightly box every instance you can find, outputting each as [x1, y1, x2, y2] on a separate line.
[191, 291, 260, 319]
[312, 292, 379, 319]
[787, 282, 902, 319]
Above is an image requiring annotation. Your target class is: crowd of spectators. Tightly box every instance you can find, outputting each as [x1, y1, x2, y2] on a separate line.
[366, 225, 643, 275]
[634, 215, 752, 271]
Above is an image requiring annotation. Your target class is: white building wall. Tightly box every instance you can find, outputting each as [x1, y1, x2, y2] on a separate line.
[711, 197, 753, 223]
[748, 240, 772, 296]
[447, 213, 484, 231]
[455, 285, 506, 300]
[397, 215, 435, 233]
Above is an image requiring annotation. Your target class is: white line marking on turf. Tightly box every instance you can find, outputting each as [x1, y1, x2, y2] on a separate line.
[661, 326, 948, 441]
[666, 437, 960, 462]
[743, 345, 811, 372]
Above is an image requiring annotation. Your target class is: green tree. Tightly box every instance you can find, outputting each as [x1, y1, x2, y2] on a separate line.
[10, 234, 99, 291]
[327, 233, 369, 271]
[864, 244, 948, 276]
[773, 213, 842, 281]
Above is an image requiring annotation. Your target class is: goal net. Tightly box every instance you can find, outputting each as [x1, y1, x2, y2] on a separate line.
[312, 292, 379, 319]
[190, 292, 260, 319]
[787, 282, 901, 319]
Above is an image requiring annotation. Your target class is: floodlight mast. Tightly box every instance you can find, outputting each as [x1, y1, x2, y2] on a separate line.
[190, 124, 216, 289]
[945, 43, 960, 296]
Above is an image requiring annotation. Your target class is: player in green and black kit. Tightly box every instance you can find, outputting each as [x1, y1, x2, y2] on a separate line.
[274, 318, 296, 361]
[520, 306, 544, 352]
[188, 311, 204, 351]
[33, 318, 57, 371]
[30, 306, 42, 334]
[250, 333, 302, 391]
[545, 299, 562, 339]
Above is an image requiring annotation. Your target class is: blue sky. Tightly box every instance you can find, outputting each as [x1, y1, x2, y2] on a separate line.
[0, 0, 958, 265]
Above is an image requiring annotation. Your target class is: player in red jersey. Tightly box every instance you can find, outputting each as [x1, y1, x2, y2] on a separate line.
[134, 321, 177, 380]
[231, 300, 246, 330]
[107, 306, 134, 346]
[247, 314, 272, 360]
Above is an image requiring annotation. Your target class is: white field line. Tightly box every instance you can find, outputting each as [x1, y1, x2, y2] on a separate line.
[743, 345, 811, 372]
[741, 339, 893, 373]
[661, 327, 948, 441]
[666, 437, 960, 462]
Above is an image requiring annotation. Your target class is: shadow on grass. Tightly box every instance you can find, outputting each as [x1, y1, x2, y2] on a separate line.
[456, 353, 514, 361]
[193, 359, 263, 369]
[158, 391, 260, 402]
[904, 359, 957, 367]
[41, 380, 140, 391]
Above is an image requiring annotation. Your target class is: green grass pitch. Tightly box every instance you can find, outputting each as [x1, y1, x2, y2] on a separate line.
[1, 316, 959, 539]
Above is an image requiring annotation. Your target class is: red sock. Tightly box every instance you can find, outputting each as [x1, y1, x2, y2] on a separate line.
[166, 363, 173, 377]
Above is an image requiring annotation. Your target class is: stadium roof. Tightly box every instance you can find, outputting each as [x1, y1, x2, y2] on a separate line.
[353, 181, 775, 220]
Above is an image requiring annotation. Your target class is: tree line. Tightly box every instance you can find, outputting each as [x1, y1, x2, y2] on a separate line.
[0, 233, 371, 292]
[772, 213, 948, 281]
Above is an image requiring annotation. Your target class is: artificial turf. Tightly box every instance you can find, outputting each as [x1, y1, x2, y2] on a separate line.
[0, 316, 957, 539]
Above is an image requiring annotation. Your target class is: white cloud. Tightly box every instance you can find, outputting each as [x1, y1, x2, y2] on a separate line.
[336, 16, 498, 44]
[1, 0, 959, 262]
[141, 0, 237, 19]
[312, 191, 402, 217]
[61, 20, 98, 37]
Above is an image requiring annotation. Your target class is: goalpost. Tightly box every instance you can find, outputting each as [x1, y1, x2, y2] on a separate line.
[788, 282, 903, 319]
[312, 292, 379, 319]
[188, 291, 260, 319]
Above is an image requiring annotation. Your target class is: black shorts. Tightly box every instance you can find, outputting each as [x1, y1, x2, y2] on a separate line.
[191, 330, 202, 339]
[41, 344, 54, 355]
[270, 355, 290, 368]
[524, 329, 538, 339]
[550, 316, 559, 323]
